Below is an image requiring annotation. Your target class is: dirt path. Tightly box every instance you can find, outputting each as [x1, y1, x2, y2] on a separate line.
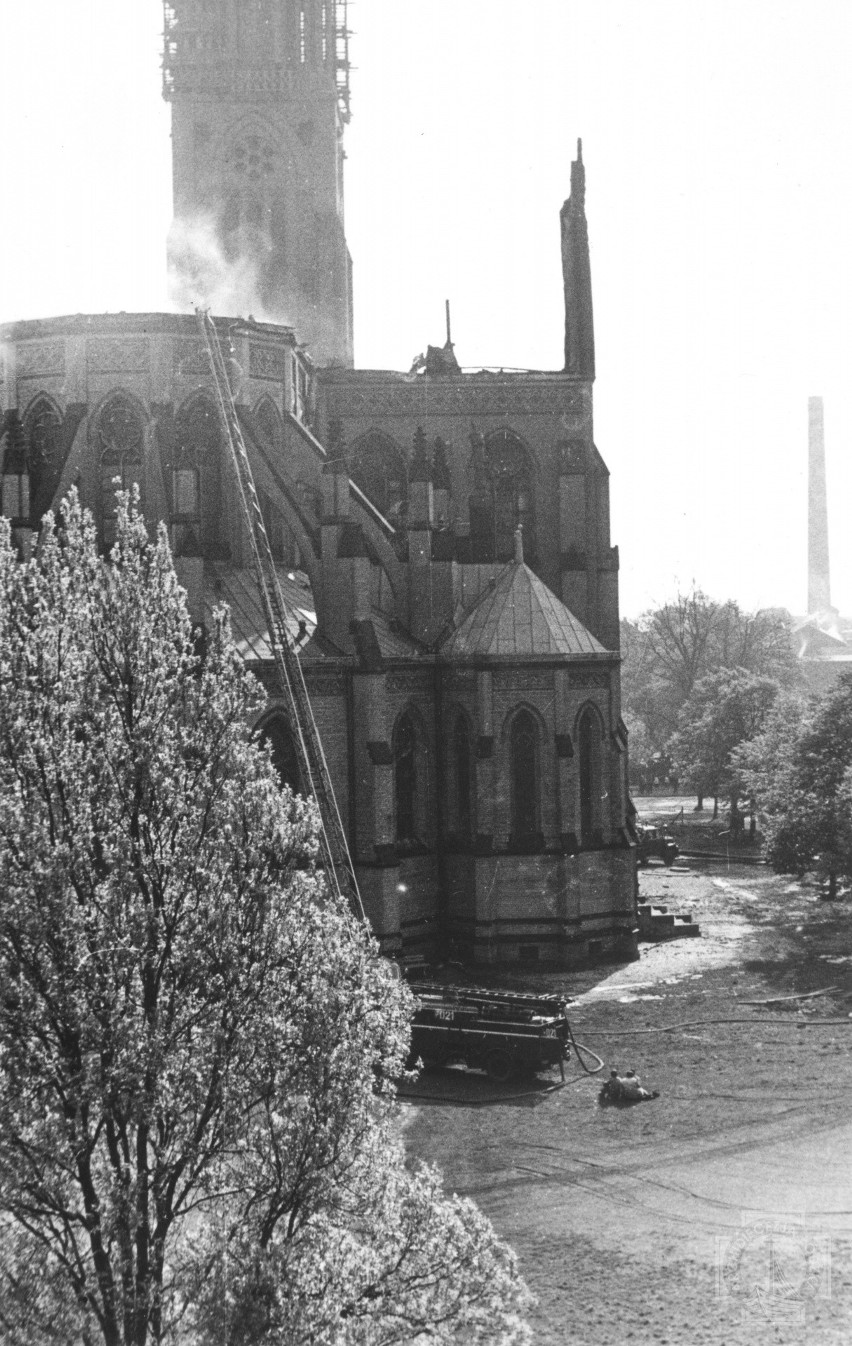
[402, 862, 852, 1345]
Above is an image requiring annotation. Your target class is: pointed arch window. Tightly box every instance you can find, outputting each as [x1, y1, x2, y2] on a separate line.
[476, 431, 535, 563]
[254, 397, 283, 451]
[173, 398, 227, 558]
[510, 710, 540, 848]
[349, 433, 407, 524]
[222, 191, 267, 250]
[260, 714, 302, 795]
[578, 706, 603, 844]
[449, 712, 474, 843]
[222, 127, 272, 254]
[96, 395, 145, 548]
[393, 710, 434, 849]
[24, 397, 62, 514]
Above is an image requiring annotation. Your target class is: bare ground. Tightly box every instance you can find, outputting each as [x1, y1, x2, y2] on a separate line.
[401, 856, 852, 1345]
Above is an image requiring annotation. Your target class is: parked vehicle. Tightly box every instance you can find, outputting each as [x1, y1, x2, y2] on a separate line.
[635, 823, 679, 867]
[408, 983, 571, 1081]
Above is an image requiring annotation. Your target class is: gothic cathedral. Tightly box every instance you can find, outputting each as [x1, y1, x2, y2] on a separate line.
[0, 0, 638, 966]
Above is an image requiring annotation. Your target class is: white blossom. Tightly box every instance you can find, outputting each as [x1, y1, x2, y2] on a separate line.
[0, 493, 530, 1345]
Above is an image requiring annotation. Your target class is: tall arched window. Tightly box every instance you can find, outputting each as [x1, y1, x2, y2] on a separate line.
[222, 130, 275, 254]
[449, 712, 474, 842]
[578, 706, 602, 844]
[254, 397, 282, 451]
[472, 431, 535, 563]
[173, 398, 227, 559]
[259, 715, 302, 795]
[24, 397, 62, 515]
[510, 710, 539, 846]
[349, 433, 407, 523]
[96, 395, 145, 548]
[487, 431, 535, 561]
[394, 711, 419, 844]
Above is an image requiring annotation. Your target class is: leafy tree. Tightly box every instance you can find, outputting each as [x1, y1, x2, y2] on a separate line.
[0, 494, 531, 1346]
[622, 589, 800, 800]
[711, 603, 799, 683]
[670, 669, 780, 827]
[731, 692, 809, 821]
[735, 675, 852, 897]
[636, 588, 721, 709]
[624, 716, 655, 793]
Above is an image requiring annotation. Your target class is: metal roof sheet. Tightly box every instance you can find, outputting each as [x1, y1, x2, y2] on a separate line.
[441, 560, 610, 658]
[205, 564, 317, 664]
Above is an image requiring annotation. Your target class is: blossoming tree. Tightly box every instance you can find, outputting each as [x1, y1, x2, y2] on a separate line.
[0, 494, 530, 1345]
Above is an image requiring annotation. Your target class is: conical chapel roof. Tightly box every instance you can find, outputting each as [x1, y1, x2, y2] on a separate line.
[441, 557, 610, 658]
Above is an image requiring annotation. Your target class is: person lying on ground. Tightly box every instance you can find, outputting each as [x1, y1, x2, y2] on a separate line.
[601, 1069, 659, 1104]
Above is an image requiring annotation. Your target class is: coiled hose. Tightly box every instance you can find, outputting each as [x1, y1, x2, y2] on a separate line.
[565, 1011, 605, 1075]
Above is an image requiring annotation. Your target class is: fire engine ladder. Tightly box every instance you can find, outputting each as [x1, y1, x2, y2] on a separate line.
[195, 307, 365, 923]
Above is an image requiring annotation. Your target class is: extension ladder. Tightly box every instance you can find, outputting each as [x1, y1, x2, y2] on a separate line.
[195, 308, 365, 923]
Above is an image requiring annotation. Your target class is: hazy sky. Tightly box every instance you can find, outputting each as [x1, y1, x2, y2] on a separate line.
[3, 1, 852, 619]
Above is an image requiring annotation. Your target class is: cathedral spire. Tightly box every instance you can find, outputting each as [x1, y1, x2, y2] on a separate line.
[560, 138, 595, 378]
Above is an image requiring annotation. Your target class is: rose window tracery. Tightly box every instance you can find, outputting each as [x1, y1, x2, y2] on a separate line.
[98, 398, 145, 466]
[231, 134, 275, 183]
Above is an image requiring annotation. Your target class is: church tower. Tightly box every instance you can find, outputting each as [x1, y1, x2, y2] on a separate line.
[163, 0, 354, 366]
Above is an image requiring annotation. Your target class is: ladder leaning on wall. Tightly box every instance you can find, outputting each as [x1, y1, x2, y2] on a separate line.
[195, 307, 365, 924]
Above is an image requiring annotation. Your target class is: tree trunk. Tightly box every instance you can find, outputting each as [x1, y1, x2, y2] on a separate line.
[827, 871, 838, 901]
[730, 795, 742, 841]
[695, 794, 704, 811]
[712, 796, 719, 819]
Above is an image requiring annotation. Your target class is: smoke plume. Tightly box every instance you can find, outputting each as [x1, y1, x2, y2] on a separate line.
[167, 214, 281, 323]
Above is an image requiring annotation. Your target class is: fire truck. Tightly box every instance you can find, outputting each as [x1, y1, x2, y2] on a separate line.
[408, 984, 572, 1082]
[635, 822, 679, 867]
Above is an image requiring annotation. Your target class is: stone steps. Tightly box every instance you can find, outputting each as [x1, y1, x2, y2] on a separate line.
[637, 902, 701, 941]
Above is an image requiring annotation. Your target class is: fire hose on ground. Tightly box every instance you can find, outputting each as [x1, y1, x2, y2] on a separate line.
[564, 1011, 606, 1076]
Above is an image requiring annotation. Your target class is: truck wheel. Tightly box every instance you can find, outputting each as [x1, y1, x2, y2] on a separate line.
[485, 1048, 515, 1083]
[518, 1061, 542, 1079]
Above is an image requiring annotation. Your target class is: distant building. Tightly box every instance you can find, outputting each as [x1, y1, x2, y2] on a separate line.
[0, 0, 637, 966]
[795, 395, 852, 692]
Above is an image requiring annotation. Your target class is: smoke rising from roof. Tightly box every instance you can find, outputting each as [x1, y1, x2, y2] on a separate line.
[167, 215, 286, 326]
